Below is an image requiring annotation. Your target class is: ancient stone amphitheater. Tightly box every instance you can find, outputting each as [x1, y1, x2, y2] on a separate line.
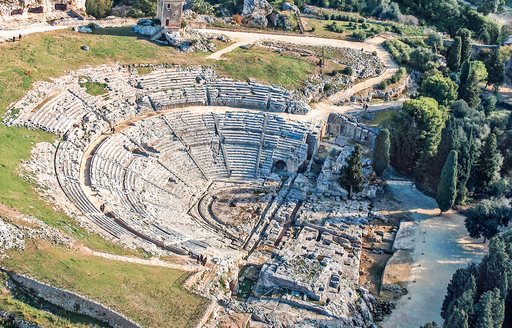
[5, 64, 332, 256]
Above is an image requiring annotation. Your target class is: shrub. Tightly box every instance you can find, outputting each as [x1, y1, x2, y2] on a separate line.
[352, 30, 367, 41]
[342, 66, 353, 76]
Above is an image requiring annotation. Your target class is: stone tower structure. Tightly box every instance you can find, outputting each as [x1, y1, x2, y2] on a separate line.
[156, 0, 184, 31]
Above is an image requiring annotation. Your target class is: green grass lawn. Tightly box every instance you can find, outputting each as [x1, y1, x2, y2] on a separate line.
[4, 241, 208, 328]
[214, 47, 314, 90]
[359, 109, 400, 127]
[79, 81, 108, 96]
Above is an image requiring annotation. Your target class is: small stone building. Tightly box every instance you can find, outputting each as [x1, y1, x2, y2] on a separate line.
[156, 0, 184, 30]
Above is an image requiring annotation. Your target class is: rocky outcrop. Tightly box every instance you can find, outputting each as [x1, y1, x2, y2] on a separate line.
[242, 0, 273, 28]
[0, 213, 73, 258]
[0, 311, 40, 328]
[132, 21, 230, 52]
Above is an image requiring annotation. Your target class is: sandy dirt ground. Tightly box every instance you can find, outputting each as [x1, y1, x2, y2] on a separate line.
[381, 180, 487, 327]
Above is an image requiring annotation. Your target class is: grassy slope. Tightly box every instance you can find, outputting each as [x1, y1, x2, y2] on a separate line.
[0, 28, 195, 254]
[0, 28, 314, 326]
[3, 241, 208, 328]
[215, 47, 314, 90]
[0, 28, 212, 326]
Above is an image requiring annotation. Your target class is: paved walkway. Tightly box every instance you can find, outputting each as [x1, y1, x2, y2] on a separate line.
[76, 245, 198, 271]
[381, 180, 487, 327]
[0, 25, 69, 42]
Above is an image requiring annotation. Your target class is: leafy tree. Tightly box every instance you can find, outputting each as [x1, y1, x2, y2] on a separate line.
[372, 129, 390, 176]
[480, 93, 497, 116]
[486, 47, 505, 87]
[451, 99, 471, 119]
[409, 47, 438, 72]
[474, 133, 503, 190]
[457, 28, 473, 63]
[473, 288, 505, 328]
[464, 200, 511, 242]
[419, 73, 458, 106]
[448, 36, 462, 71]
[427, 33, 444, 53]
[478, 0, 502, 15]
[403, 97, 446, 157]
[507, 112, 512, 130]
[85, 0, 113, 18]
[437, 150, 458, 213]
[192, 0, 215, 15]
[123, 0, 157, 17]
[340, 145, 365, 198]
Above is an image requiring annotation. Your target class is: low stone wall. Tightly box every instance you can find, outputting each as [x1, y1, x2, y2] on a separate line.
[4, 270, 140, 328]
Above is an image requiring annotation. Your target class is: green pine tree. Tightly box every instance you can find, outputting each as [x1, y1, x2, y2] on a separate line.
[340, 145, 365, 198]
[436, 150, 458, 213]
[372, 129, 390, 176]
[447, 36, 462, 71]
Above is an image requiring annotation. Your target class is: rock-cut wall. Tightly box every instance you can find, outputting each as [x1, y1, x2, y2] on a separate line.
[5, 270, 140, 328]
[326, 113, 377, 146]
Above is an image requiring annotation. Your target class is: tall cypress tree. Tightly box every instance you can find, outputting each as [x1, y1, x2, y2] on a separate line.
[444, 307, 469, 328]
[437, 150, 458, 213]
[480, 238, 511, 296]
[442, 266, 477, 319]
[448, 36, 462, 71]
[457, 28, 472, 64]
[340, 145, 365, 198]
[456, 127, 474, 205]
[372, 129, 390, 176]
[475, 133, 503, 190]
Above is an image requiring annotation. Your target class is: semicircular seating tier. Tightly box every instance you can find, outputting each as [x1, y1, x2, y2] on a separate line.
[5, 64, 317, 255]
